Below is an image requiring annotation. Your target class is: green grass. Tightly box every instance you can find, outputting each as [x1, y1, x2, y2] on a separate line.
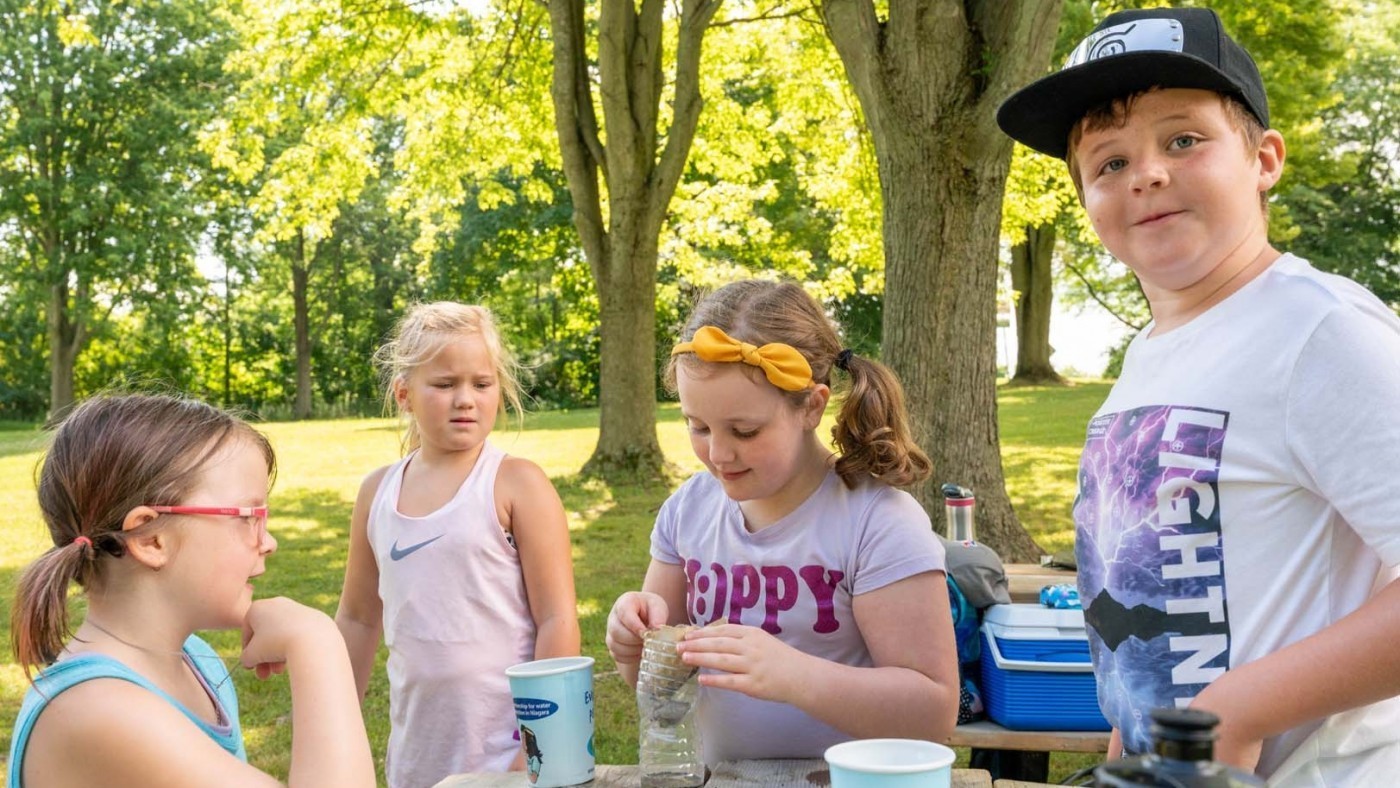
[0, 382, 1110, 783]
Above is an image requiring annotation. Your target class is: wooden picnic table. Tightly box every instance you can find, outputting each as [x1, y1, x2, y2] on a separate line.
[947, 719, 1109, 754]
[433, 759, 1056, 787]
[1003, 563, 1077, 603]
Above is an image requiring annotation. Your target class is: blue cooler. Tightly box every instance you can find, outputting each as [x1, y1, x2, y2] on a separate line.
[979, 603, 1110, 731]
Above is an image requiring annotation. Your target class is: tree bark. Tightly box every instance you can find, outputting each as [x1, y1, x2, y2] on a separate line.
[292, 229, 313, 420]
[1010, 222, 1065, 385]
[46, 278, 81, 423]
[820, 0, 1063, 561]
[548, 0, 721, 479]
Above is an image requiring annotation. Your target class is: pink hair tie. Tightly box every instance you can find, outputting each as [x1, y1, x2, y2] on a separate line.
[73, 535, 92, 549]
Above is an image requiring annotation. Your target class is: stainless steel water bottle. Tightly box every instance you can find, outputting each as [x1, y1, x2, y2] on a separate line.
[942, 483, 976, 542]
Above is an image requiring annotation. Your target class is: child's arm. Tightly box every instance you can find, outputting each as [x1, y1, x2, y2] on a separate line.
[680, 569, 960, 742]
[244, 597, 378, 787]
[1189, 576, 1400, 771]
[334, 467, 388, 700]
[499, 457, 581, 658]
[606, 559, 690, 686]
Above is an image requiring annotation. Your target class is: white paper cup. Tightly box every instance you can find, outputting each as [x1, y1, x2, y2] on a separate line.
[505, 656, 595, 787]
[824, 739, 955, 788]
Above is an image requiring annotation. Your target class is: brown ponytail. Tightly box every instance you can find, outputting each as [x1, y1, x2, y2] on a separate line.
[11, 394, 275, 677]
[668, 280, 931, 489]
[12, 539, 96, 675]
[832, 353, 932, 487]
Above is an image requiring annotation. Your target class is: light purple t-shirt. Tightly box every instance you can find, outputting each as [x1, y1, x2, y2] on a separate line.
[651, 469, 946, 761]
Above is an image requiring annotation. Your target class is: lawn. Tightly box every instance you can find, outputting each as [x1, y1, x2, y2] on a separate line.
[0, 382, 1109, 783]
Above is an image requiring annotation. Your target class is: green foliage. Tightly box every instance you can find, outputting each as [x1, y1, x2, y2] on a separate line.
[0, 276, 47, 419]
[0, 0, 236, 413]
[662, 8, 887, 351]
[429, 164, 603, 409]
[1, 0, 1390, 431]
[674, 13, 883, 294]
[1285, 3, 1400, 306]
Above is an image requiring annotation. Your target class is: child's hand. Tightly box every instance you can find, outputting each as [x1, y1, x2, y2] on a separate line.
[606, 591, 669, 666]
[241, 596, 337, 678]
[1211, 733, 1263, 774]
[1189, 684, 1263, 772]
[677, 623, 808, 704]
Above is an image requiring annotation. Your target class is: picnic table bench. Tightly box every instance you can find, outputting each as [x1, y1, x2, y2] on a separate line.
[948, 719, 1110, 753]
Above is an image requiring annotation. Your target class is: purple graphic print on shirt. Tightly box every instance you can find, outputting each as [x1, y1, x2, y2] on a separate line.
[1073, 405, 1231, 755]
[683, 559, 844, 634]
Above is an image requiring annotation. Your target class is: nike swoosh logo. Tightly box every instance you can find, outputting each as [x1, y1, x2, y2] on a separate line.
[390, 534, 446, 561]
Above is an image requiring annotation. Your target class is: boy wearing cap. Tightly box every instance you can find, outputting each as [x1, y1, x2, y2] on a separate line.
[998, 7, 1400, 785]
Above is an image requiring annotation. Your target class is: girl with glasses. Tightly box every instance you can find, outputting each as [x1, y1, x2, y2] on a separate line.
[7, 394, 374, 787]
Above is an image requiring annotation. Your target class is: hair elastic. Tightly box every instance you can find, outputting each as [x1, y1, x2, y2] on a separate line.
[835, 349, 854, 372]
[72, 535, 92, 549]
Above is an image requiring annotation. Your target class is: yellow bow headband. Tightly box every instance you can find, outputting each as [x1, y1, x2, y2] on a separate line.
[671, 326, 814, 392]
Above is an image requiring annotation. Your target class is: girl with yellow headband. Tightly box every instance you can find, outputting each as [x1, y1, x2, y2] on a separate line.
[606, 280, 960, 761]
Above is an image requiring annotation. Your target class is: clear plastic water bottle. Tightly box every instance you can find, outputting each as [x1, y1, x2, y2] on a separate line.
[942, 483, 976, 542]
[636, 627, 705, 788]
[1094, 708, 1264, 787]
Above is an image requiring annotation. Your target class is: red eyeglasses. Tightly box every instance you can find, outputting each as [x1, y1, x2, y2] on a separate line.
[149, 505, 269, 543]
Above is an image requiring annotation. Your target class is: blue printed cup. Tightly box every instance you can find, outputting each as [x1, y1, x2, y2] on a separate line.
[824, 739, 955, 788]
[505, 656, 596, 787]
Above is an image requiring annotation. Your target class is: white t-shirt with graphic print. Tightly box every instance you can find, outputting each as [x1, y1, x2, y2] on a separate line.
[1074, 254, 1400, 785]
[651, 468, 946, 762]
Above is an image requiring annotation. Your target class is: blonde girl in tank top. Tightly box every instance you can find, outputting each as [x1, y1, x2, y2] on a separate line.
[335, 302, 581, 788]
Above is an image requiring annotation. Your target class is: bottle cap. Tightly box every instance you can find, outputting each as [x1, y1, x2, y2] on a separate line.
[942, 483, 974, 501]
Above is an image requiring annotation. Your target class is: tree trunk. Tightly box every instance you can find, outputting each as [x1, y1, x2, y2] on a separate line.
[820, 0, 1063, 562]
[1010, 222, 1065, 385]
[591, 232, 664, 477]
[292, 229, 313, 420]
[548, 0, 721, 480]
[46, 279, 80, 424]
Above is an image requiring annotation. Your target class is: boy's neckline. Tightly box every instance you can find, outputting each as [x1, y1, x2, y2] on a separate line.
[1141, 252, 1294, 343]
[1145, 246, 1283, 337]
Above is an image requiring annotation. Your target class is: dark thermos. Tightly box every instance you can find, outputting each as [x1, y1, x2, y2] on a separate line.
[1094, 708, 1264, 787]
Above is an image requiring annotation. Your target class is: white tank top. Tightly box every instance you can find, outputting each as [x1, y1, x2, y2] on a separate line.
[368, 441, 536, 787]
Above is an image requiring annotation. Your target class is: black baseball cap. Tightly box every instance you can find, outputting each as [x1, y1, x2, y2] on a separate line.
[997, 7, 1269, 160]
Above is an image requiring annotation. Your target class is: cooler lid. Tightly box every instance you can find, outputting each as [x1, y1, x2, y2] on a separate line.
[983, 602, 1087, 632]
